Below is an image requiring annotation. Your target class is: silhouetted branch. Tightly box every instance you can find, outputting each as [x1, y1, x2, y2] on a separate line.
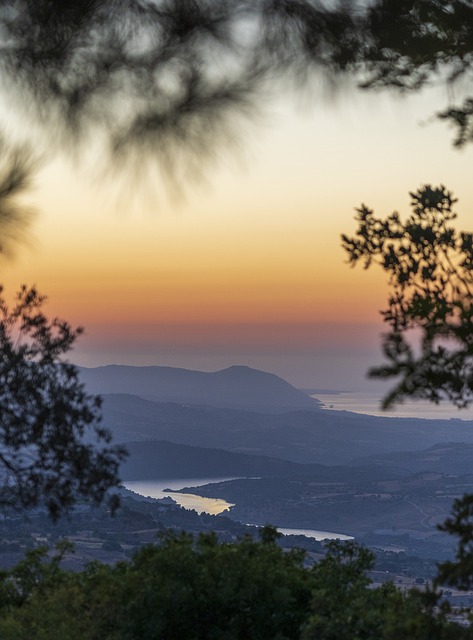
[342, 185, 473, 409]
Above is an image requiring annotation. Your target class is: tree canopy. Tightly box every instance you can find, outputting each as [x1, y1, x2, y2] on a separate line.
[0, 530, 466, 640]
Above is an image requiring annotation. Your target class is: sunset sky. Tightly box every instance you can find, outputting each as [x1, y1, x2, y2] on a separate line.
[3, 82, 473, 392]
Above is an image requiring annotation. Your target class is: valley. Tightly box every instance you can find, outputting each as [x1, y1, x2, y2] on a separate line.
[78, 364, 473, 565]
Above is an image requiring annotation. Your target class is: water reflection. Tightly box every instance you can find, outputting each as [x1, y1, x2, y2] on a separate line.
[123, 478, 236, 515]
[276, 527, 353, 541]
[124, 479, 354, 540]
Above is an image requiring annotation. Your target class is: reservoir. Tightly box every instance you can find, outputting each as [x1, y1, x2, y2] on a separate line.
[123, 478, 237, 515]
[277, 527, 353, 541]
[123, 478, 354, 541]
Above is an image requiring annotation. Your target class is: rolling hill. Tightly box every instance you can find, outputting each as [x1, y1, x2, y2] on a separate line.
[101, 393, 473, 465]
[120, 440, 320, 480]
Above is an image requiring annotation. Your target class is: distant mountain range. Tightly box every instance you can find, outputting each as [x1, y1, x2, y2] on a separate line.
[78, 363, 473, 471]
[79, 365, 320, 413]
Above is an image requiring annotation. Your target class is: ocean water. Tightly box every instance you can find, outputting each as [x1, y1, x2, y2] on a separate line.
[313, 392, 473, 421]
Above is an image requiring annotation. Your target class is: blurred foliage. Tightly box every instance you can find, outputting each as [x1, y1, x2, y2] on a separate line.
[0, 136, 36, 261]
[358, 0, 473, 146]
[0, 529, 466, 640]
[342, 185, 473, 409]
[0, 0, 473, 163]
[1, 2, 473, 245]
[0, 284, 127, 520]
[0, 0, 361, 170]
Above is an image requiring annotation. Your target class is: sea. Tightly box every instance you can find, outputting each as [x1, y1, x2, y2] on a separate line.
[313, 391, 473, 421]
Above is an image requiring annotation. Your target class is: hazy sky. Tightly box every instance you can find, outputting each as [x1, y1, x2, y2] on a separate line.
[3, 82, 473, 391]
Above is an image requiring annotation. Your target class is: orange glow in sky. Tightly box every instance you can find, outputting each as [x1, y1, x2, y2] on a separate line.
[3, 88, 473, 389]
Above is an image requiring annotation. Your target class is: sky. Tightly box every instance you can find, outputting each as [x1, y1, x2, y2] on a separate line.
[3, 82, 473, 392]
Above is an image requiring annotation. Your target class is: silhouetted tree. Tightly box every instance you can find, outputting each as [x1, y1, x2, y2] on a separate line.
[342, 185, 473, 599]
[0, 130, 127, 520]
[342, 185, 473, 409]
[0, 284, 127, 520]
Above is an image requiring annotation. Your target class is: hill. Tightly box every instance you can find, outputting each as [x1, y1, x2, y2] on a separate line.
[101, 393, 473, 465]
[120, 440, 321, 480]
[178, 468, 473, 541]
[79, 364, 320, 413]
[353, 442, 473, 476]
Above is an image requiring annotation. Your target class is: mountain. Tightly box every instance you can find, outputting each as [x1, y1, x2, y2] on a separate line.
[79, 365, 320, 413]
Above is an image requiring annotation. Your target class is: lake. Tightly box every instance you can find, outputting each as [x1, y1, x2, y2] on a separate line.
[123, 478, 237, 515]
[124, 478, 354, 541]
[277, 527, 353, 541]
